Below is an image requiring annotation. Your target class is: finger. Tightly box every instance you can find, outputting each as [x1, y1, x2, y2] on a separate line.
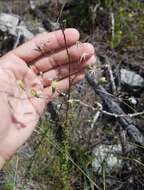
[31, 43, 95, 73]
[44, 71, 85, 101]
[11, 28, 80, 63]
[42, 55, 96, 87]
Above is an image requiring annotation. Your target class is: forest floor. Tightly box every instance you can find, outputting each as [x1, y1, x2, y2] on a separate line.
[0, 1, 144, 190]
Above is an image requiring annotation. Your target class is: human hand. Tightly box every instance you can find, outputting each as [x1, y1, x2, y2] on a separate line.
[0, 28, 95, 166]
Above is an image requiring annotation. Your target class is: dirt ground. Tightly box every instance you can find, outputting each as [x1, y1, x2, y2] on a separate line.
[0, 1, 144, 190]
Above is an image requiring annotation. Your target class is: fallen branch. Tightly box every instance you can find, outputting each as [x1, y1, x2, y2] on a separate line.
[86, 73, 144, 145]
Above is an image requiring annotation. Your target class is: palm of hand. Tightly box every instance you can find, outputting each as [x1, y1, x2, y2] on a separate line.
[0, 29, 95, 160]
[0, 55, 46, 159]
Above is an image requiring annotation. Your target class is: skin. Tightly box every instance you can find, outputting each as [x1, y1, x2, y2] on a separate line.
[0, 28, 95, 166]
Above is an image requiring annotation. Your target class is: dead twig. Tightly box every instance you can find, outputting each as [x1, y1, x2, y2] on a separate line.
[71, 99, 144, 118]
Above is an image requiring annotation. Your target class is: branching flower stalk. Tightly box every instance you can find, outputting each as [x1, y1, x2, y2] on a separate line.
[59, 16, 72, 190]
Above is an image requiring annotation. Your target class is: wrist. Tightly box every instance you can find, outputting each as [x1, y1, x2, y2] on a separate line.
[0, 155, 6, 169]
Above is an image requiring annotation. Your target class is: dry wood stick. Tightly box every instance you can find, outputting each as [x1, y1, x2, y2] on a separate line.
[86, 73, 144, 145]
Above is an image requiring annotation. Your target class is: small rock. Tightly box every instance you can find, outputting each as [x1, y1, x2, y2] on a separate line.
[0, 13, 33, 40]
[0, 13, 19, 36]
[29, 0, 50, 9]
[92, 144, 122, 173]
[120, 69, 144, 88]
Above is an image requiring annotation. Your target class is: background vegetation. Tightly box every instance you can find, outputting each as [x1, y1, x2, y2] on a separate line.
[0, 0, 144, 189]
